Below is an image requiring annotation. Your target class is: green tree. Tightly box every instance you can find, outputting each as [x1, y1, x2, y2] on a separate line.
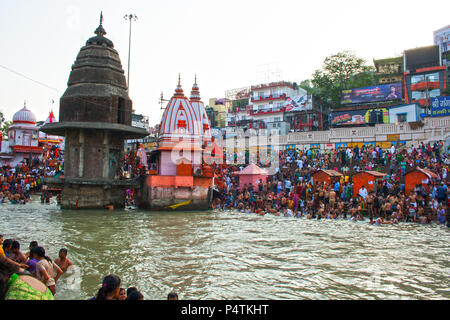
[0, 110, 12, 140]
[1, 121, 12, 139]
[309, 51, 376, 107]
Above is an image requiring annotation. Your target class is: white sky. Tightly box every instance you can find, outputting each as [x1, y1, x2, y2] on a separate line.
[0, 0, 449, 126]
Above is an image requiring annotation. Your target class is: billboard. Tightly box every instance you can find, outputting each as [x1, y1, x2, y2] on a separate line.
[284, 95, 312, 112]
[431, 96, 450, 117]
[404, 45, 440, 72]
[433, 25, 450, 54]
[341, 83, 402, 104]
[330, 108, 389, 126]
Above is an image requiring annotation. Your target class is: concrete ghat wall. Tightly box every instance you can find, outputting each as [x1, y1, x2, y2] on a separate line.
[233, 116, 450, 148]
[137, 175, 212, 211]
[286, 117, 450, 147]
[60, 184, 125, 209]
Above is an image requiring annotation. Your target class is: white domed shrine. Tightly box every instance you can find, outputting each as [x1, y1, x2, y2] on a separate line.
[12, 105, 37, 126]
[0, 103, 43, 166]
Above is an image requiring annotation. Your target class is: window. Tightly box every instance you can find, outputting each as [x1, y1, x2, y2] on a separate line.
[117, 97, 125, 124]
[429, 89, 441, 98]
[426, 72, 439, 82]
[397, 113, 407, 123]
[411, 75, 424, 85]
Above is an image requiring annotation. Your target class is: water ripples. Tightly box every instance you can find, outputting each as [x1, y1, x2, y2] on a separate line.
[1, 199, 449, 300]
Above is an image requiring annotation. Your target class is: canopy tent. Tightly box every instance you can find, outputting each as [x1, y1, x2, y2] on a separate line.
[352, 170, 387, 198]
[233, 163, 269, 190]
[405, 167, 438, 195]
[312, 169, 343, 188]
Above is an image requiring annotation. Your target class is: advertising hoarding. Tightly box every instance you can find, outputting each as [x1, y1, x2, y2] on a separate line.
[341, 83, 402, 104]
[330, 108, 389, 126]
[284, 95, 312, 112]
[431, 96, 450, 117]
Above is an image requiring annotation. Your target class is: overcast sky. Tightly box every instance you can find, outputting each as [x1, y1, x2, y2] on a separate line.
[1, 0, 448, 126]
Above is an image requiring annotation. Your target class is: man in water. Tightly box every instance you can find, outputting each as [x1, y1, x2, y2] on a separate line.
[54, 248, 73, 272]
[329, 187, 336, 210]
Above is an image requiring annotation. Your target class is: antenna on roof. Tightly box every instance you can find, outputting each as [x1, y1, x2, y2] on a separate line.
[159, 92, 169, 111]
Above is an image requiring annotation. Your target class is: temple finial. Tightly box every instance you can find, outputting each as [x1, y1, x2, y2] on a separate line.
[194, 73, 197, 84]
[178, 73, 181, 86]
[95, 11, 106, 37]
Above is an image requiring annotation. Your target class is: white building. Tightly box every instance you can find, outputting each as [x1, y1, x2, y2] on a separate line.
[388, 104, 425, 124]
[0, 105, 44, 167]
[225, 81, 305, 136]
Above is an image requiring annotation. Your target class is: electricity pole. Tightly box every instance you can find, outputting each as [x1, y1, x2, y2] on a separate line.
[124, 14, 138, 91]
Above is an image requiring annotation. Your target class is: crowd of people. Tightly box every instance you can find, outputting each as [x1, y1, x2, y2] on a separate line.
[0, 234, 179, 300]
[214, 141, 449, 227]
[0, 146, 64, 205]
[1, 141, 448, 300]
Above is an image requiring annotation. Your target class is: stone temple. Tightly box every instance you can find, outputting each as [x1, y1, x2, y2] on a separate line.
[41, 15, 148, 209]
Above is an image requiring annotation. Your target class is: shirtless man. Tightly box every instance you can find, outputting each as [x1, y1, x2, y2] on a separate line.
[383, 201, 392, 219]
[317, 203, 325, 219]
[329, 187, 336, 210]
[324, 188, 329, 210]
[54, 248, 73, 273]
[366, 192, 374, 218]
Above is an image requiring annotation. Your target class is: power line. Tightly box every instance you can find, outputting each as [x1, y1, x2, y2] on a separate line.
[0, 64, 62, 93]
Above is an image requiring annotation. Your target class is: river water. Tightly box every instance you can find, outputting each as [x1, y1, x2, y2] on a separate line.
[1, 196, 449, 300]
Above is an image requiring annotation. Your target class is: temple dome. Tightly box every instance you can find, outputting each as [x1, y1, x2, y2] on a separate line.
[12, 105, 37, 125]
[158, 77, 203, 150]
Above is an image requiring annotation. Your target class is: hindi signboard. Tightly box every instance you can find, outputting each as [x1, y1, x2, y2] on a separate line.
[431, 96, 450, 117]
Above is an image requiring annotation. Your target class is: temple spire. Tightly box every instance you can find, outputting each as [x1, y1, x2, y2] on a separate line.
[174, 73, 184, 96]
[190, 74, 201, 101]
[94, 11, 107, 37]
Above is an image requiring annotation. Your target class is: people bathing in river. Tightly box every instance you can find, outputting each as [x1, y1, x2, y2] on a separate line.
[54, 248, 73, 273]
[168, 291, 179, 300]
[9, 240, 27, 264]
[215, 141, 448, 226]
[0, 255, 54, 300]
[94, 274, 122, 300]
[33, 246, 63, 296]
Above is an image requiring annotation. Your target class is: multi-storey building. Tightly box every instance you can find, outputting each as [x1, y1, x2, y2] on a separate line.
[373, 56, 404, 84]
[207, 98, 227, 128]
[403, 45, 447, 111]
[433, 25, 450, 92]
[224, 81, 326, 136]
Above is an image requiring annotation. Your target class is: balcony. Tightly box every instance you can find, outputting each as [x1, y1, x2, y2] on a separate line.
[250, 108, 284, 116]
[251, 93, 286, 102]
[410, 81, 440, 91]
[412, 98, 428, 107]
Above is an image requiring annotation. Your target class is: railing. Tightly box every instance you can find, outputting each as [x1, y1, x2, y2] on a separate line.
[224, 116, 450, 146]
[251, 93, 286, 102]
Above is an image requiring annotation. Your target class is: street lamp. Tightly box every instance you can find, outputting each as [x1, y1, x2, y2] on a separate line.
[123, 14, 138, 91]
